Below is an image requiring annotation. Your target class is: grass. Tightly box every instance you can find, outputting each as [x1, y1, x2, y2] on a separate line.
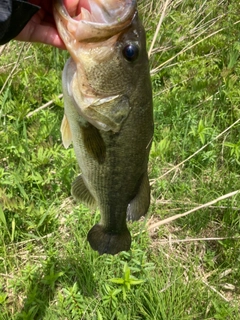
[0, 0, 240, 318]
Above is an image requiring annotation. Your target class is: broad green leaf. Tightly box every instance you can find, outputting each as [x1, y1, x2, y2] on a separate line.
[129, 279, 145, 285]
[11, 217, 15, 242]
[0, 204, 7, 227]
[109, 278, 124, 284]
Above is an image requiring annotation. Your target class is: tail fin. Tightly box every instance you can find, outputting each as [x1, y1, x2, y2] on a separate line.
[87, 224, 131, 255]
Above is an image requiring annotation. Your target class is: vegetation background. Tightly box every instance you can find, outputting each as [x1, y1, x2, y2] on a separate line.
[0, 0, 240, 319]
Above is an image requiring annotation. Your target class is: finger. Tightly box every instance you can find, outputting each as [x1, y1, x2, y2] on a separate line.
[16, 24, 66, 49]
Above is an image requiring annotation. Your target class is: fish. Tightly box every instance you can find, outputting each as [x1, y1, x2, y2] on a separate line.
[53, 0, 154, 255]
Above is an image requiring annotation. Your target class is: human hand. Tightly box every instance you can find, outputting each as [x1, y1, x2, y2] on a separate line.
[15, 0, 80, 49]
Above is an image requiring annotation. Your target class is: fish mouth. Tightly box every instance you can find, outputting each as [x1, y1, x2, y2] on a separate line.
[54, 0, 137, 42]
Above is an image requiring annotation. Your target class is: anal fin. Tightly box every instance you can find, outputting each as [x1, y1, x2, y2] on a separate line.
[126, 171, 150, 221]
[71, 174, 96, 208]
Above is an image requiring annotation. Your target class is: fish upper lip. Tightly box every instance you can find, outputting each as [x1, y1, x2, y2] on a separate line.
[54, 0, 137, 41]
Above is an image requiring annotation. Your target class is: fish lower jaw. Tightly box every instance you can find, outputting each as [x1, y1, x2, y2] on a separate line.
[54, 0, 137, 42]
[69, 0, 135, 24]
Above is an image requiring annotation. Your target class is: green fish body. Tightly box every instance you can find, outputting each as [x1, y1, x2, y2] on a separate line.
[54, 0, 153, 255]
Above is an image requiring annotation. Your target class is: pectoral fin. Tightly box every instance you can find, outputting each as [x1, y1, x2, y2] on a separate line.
[126, 172, 151, 221]
[61, 114, 72, 149]
[71, 174, 96, 208]
[81, 123, 106, 164]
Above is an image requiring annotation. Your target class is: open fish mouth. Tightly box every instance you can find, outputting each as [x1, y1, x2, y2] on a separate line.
[54, 0, 137, 42]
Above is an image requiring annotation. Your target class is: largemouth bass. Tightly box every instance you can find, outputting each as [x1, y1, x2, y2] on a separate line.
[53, 0, 153, 255]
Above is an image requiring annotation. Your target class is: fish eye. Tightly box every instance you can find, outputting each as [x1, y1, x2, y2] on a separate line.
[122, 44, 139, 62]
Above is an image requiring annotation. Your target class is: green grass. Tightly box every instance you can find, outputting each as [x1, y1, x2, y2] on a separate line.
[0, 0, 240, 319]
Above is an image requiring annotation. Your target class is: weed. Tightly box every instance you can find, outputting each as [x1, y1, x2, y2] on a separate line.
[109, 263, 145, 301]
